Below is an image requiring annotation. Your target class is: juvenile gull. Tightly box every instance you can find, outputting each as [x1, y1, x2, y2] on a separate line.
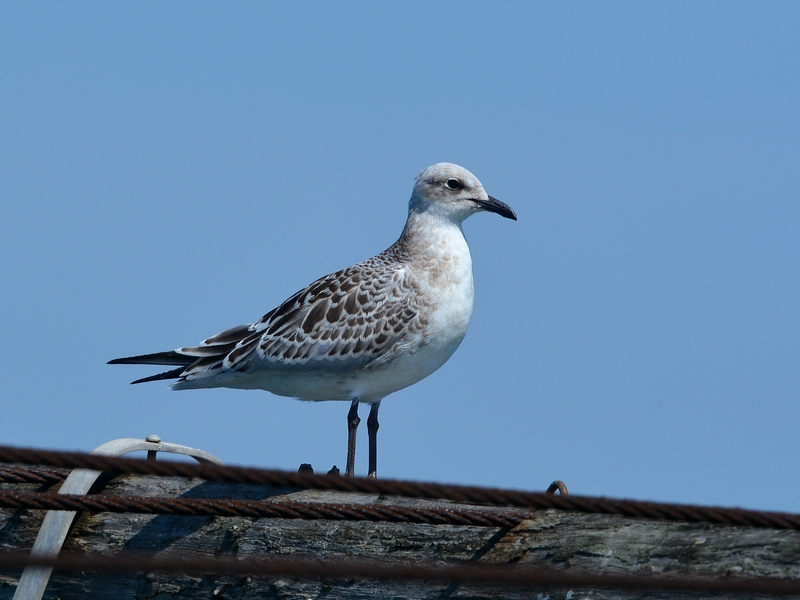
[109, 163, 517, 478]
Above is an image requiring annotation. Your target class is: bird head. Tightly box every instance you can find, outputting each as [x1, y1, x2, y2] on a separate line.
[409, 163, 517, 223]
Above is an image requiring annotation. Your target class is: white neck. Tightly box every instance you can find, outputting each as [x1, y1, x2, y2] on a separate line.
[400, 209, 468, 256]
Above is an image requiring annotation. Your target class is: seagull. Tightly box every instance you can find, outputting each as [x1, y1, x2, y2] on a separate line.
[109, 163, 517, 478]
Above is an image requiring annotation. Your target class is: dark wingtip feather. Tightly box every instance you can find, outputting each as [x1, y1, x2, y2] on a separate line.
[130, 367, 186, 385]
[108, 351, 195, 367]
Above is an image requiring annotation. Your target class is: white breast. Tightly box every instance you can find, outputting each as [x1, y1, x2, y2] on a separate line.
[301, 220, 476, 403]
[394, 219, 475, 375]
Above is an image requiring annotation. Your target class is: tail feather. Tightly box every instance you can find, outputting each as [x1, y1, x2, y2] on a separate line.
[131, 367, 186, 385]
[108, 351, 195, 367]
[177, 343, 239, 358]
[202, 323, 253, 346]
[109, 323, 253, 386]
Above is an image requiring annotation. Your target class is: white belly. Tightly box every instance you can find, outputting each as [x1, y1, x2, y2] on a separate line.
[241, 271, 475, 403]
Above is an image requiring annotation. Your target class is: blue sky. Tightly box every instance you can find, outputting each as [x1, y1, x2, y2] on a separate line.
[1, 2, 798, 512]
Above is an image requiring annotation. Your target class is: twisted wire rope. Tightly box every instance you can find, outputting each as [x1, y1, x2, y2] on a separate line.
[1, 445, 798, 529]
[0, 490, 525, 527]
[0, 465, 69, 485]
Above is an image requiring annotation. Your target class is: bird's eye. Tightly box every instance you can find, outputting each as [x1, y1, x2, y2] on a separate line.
[445, 178, 462, 190]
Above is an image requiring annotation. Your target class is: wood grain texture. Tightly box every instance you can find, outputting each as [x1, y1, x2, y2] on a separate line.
[1, 475, 798, 599]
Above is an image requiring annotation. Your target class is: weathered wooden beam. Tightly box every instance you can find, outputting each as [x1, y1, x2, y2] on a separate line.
[1, 474, 798, 599]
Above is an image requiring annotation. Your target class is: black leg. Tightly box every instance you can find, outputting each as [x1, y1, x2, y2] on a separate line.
[367, 401, 380, 479]
[345, 400, 360, 477]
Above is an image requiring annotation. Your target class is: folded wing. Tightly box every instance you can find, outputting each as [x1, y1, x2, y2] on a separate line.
[108, 251, 426, 387]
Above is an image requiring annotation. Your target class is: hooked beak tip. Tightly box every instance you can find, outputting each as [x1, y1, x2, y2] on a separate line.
[479, 195, 517, 221]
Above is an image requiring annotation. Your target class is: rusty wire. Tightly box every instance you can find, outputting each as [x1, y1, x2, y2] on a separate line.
[0, 550, 799, 596]
[0, 490, 525, 527]
[0, 465, 69, 485]
[2, 445, 800, 530]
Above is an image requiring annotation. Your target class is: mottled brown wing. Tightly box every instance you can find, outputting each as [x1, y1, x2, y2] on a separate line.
[221, 256, 427, 374]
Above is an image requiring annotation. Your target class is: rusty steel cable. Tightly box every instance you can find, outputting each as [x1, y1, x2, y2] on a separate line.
[0, 490, 525, 527]
[2, 445, 800, 530]
[0, 550, 799, 596]
[0, 465, 69, 484]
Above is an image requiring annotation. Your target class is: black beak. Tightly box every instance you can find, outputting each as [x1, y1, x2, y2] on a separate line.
[474, 195, 517, 221]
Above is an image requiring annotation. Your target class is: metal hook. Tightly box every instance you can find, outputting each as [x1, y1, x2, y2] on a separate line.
[13, 436, 223, 600]
[546, 480, 569, 496]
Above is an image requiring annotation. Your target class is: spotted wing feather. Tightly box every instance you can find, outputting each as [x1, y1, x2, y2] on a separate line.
[175, 248, 428, 384]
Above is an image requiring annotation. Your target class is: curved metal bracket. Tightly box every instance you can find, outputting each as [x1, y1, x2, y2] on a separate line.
[13, 436, 224, 600]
